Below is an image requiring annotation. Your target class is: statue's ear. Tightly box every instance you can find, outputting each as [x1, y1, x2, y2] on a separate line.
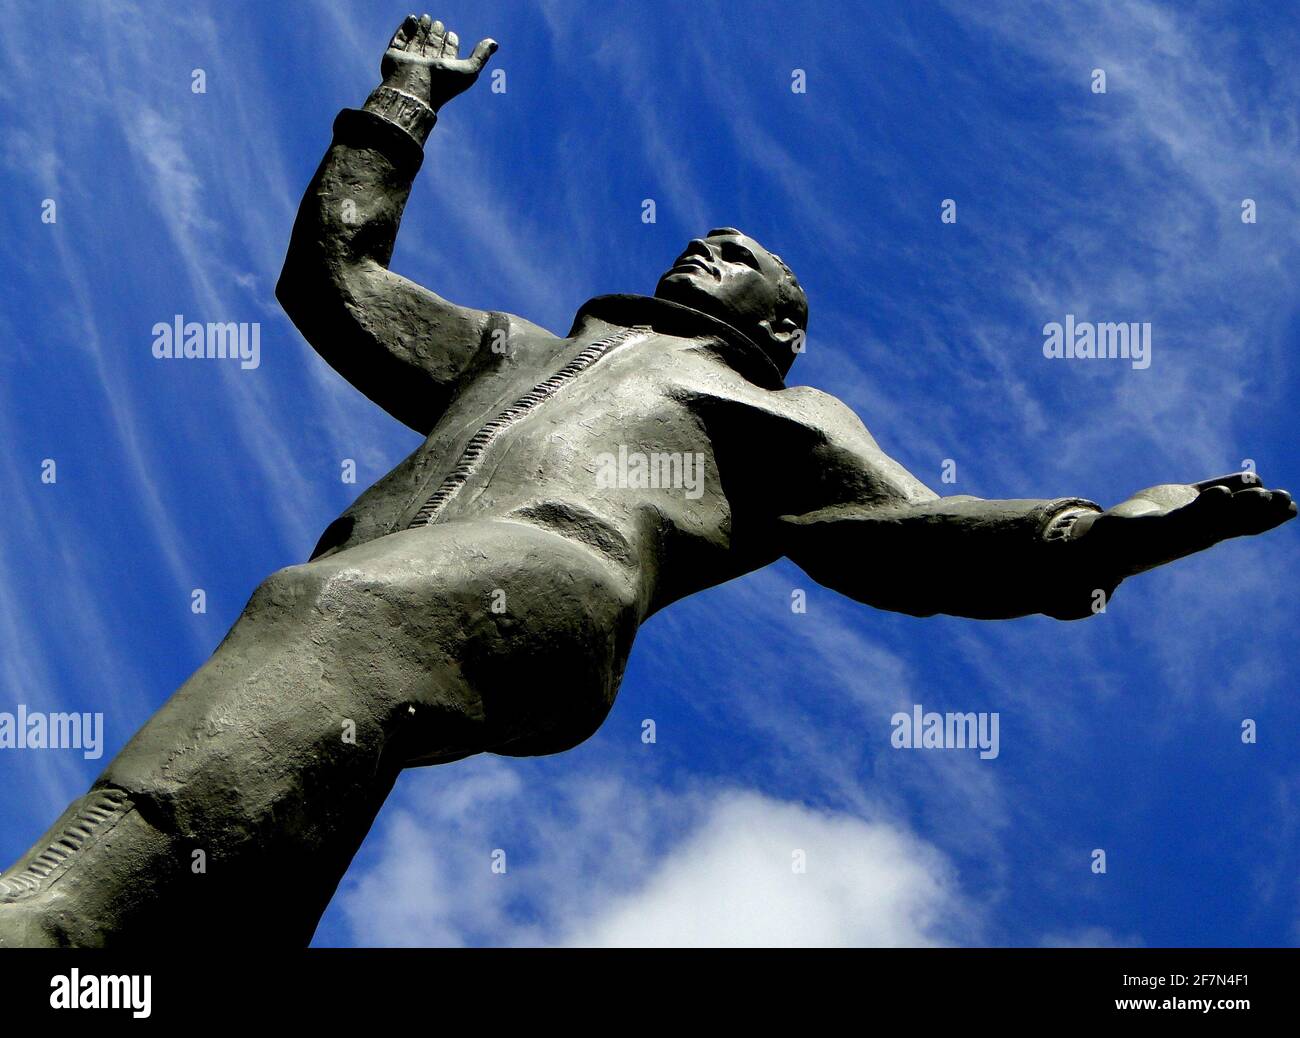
[759, 316, 803, 360]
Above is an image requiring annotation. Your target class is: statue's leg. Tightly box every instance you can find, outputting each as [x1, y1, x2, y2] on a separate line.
[0, 520, 639, 946]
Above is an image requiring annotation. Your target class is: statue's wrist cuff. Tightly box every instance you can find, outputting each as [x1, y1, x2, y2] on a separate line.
[362, 85, 438, 144]
[1041, 502, 1102, 543]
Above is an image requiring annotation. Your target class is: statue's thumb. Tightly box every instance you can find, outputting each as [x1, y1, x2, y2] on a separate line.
[470, 38, 498, 70]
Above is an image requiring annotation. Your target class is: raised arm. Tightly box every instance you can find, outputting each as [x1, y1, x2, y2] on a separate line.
[776, 391, 1295, 620]
[276, 15, 501, 434]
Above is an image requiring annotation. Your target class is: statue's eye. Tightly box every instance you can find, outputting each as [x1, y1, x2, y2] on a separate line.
[721, 243, 759, 269]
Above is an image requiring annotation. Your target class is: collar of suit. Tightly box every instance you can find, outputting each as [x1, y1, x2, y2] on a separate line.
[568, 294, 787, 390]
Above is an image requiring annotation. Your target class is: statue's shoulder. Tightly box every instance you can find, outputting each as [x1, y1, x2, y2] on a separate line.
[768, 384, 880, 447]
[489, 310, 561, 343]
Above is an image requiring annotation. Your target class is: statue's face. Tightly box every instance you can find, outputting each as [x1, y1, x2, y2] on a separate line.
[655, 231, 788, 341]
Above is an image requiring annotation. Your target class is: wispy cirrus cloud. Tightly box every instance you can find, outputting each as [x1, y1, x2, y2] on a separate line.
[2, 0, 1295, 949]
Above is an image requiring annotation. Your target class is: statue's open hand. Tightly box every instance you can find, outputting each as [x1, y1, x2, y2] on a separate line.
[381, 14, 497, 111]
[1072, 472, 1296, 577]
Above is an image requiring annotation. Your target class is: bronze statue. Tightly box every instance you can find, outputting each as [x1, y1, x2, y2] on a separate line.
[0, 15, 1292, 946]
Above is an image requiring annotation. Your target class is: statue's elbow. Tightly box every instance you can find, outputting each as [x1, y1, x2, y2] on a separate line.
[275, 246, 339, 333]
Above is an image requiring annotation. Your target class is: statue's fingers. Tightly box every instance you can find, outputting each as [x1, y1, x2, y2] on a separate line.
[1193, 472, 1258, 492]
[443, 31, 459, 58]
[1196, 484, 1233, 504]
[416, 13, 433, 55]
[1233, 487, 1292, 533]
[1278, 491, 1299, 525]
[1160, 485, 1228, 528]
[467, 37, 498, 71]
[391, 14, 419, 50]
[428, 20, 449, 58]
[1259, 489, 1298, 529]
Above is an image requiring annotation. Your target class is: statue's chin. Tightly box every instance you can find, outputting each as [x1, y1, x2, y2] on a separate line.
[655, 274, 722, 317]
[653, 272, 689, 298]
[656, 279, 768, 351]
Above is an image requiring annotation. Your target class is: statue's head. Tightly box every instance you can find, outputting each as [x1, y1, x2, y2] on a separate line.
[654, 228, 808, 375]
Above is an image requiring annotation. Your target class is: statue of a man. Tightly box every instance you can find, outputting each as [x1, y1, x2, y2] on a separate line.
[1, 15, 1292, 947]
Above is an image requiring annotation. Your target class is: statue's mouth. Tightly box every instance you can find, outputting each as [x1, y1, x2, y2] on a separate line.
[668, 256, 716, 279]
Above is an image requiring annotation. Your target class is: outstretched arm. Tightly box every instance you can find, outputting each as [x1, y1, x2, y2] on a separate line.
[777, 393, 1295, 620]
[276, 15, 501, 434]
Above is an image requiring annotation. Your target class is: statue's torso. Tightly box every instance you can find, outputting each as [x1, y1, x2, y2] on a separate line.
[314, 296, 866, 615]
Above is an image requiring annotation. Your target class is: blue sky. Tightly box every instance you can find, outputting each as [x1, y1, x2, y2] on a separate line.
[1, 0, 1297, 946]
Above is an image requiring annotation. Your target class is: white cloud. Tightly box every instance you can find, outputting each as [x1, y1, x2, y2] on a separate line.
[565, 789, 975, 947]
[333, 758, 979, 947]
